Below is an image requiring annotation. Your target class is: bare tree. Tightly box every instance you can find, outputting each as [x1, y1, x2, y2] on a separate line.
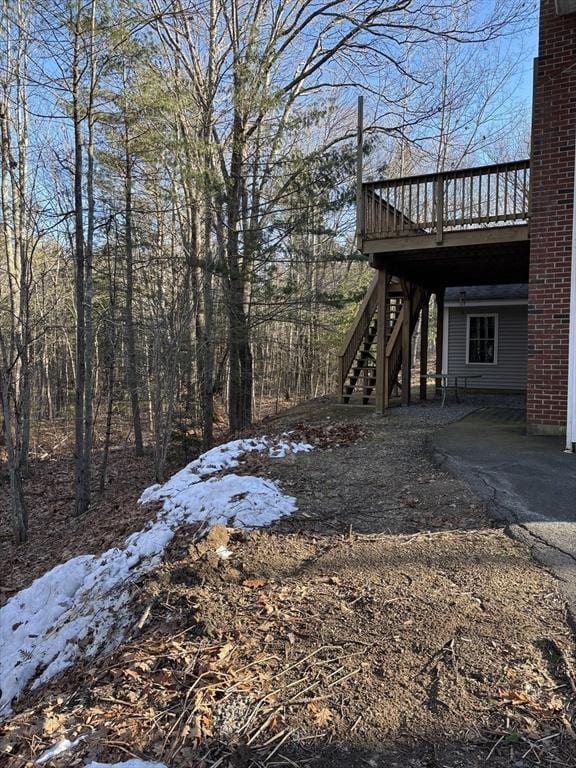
[0, 0, 35, 542]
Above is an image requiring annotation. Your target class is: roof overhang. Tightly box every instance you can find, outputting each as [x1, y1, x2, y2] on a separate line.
[555, 0, 576, 15]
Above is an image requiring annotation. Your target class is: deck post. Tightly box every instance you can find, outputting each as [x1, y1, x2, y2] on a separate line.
[337, 355, 345, 404]
[419, 292, 429, 400]
[374, 267, 389, 414]
[435, 288, 445, 396]
[434, 176, 444, 244]
[401, 281, 412, 406]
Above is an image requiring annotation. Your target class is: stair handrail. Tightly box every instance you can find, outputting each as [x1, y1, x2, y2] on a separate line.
[337, 273, 379, 401]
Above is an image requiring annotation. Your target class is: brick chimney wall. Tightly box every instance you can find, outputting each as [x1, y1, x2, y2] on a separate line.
[527, 0, 576, 434]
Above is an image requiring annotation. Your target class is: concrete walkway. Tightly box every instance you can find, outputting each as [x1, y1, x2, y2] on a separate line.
[432, 406, 576, 622]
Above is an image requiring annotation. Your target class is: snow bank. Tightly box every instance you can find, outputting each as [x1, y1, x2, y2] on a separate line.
[139, 435, 311, 505]
[36, 743, 164, 768]
[0, 436, 311, 718]
[86, 762, 167, 768]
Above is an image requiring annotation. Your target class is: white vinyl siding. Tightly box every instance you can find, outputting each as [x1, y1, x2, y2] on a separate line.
[446, 304, 527, 390]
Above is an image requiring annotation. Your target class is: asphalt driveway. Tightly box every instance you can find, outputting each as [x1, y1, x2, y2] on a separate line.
[432, 406, 576, 622]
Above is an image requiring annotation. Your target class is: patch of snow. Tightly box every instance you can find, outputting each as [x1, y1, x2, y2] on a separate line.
[85, 762, 167, 768]
[147, 473, 299, 529]
[34, 736, 86, 765]
[139, 435, 311, 505]
[35, 737, 85, 764]
[215, 544, 233, 559]
[0, 435, 311, 718]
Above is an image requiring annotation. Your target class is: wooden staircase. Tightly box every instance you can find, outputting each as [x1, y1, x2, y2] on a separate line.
[337, 276, 428, 406]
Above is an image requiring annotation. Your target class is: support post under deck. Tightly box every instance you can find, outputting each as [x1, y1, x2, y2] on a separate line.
[420, 293, 429, 400]
[375, 268, 389, 414]
[402, 282, 412, 407]
[435, 289, 445, 397]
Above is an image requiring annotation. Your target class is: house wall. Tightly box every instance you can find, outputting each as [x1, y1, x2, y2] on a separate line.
[446, 305, 528, 391]
[528, 0, 576, 434]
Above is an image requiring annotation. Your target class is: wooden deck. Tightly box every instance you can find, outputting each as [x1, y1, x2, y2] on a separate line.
[339, 159, 532, 409]
[358, 160, 530, 287]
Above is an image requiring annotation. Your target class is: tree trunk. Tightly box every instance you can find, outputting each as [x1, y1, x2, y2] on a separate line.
[124, 128, 144, 455]
[72, 8, 87, 516]
[227, 277, 252, 431]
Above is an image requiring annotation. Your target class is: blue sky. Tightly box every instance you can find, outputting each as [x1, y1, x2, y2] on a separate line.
[514, 23, 539, 111]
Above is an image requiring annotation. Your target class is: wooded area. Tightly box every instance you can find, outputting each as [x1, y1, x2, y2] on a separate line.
[0, 0, 533, 543]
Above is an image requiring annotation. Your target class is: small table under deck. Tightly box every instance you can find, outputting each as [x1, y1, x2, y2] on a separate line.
[420, 374, 483, 407]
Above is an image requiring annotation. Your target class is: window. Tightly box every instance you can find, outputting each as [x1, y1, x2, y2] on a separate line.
[466, 314, 498, 364]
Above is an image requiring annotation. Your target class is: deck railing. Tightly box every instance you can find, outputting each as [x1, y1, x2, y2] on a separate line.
[360, 159, 530, 241]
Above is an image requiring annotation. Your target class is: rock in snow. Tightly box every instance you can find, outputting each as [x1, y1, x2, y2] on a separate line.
[0, 436, 311, 718]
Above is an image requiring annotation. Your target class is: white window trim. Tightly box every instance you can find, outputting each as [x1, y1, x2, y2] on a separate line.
[444, 298, 527, 308]
[465, 313, 499, 365]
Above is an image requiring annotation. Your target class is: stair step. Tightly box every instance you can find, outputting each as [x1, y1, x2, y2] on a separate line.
[347, 384, 376, 392]
[343, 396, 375, 405]
[346, 376, 376, 386]
[346, 382, 376, 392]
[340, 279, 433, 407]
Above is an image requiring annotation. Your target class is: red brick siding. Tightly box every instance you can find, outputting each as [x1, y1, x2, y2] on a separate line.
[527, 0, 576, 432]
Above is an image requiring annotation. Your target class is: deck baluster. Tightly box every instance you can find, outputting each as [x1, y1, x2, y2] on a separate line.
[361, 160, 530, 241]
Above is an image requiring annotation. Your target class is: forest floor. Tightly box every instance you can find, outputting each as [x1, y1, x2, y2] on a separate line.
[2, 399, 576, 767]
[0, 418, 177, 603]
[0, 399, 297, 602]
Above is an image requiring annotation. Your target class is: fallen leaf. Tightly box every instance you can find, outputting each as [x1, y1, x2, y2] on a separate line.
[217, 641, 235, 660]
[242, 578, 268, 588]
[307, 702, 333, 726]
[498, 689, 532, 705]
[42, 711, 66, 736]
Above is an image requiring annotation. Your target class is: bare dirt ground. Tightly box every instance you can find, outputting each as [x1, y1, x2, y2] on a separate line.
[2, 399, 576, 767]
[267, 401, 487, 536]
